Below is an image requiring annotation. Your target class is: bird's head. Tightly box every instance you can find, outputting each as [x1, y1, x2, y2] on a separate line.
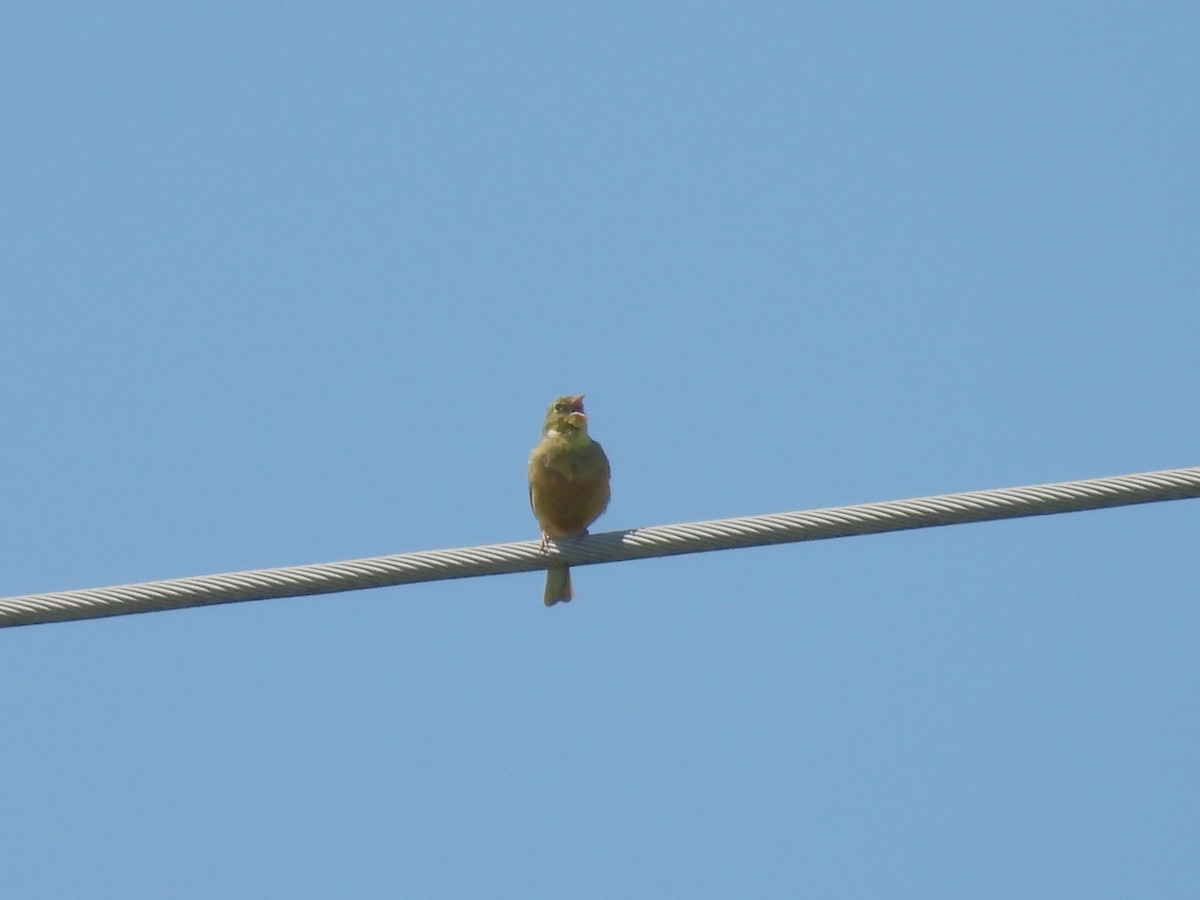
[542, 394, 588, 436]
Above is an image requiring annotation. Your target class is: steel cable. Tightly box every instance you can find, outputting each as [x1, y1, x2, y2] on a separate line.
[2, 466, 1197, 628]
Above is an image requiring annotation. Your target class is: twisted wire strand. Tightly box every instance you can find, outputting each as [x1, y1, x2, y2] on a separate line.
[2, 466, 1197, 628]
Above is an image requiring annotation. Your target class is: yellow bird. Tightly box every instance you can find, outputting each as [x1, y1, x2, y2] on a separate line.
[528, 395, 611, 605]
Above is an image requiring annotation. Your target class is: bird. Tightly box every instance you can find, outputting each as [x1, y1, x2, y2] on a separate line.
[528, 394, 611, 606]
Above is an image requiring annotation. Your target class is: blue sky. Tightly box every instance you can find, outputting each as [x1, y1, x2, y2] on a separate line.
[3, 4, 1198, 897]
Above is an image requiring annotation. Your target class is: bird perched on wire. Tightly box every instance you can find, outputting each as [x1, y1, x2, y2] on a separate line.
[528, 395, 611, 606]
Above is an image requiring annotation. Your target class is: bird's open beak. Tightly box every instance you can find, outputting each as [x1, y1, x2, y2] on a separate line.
[567, 395, 586, 424]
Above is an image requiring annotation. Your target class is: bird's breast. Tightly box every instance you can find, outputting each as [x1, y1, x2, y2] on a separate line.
[529, 444, 611, 537]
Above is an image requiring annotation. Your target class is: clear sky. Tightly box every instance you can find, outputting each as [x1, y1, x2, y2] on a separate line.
[3, 4, 1198, 897]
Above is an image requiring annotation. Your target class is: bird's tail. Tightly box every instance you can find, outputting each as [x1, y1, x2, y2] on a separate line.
[543, 566, 572, 606]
